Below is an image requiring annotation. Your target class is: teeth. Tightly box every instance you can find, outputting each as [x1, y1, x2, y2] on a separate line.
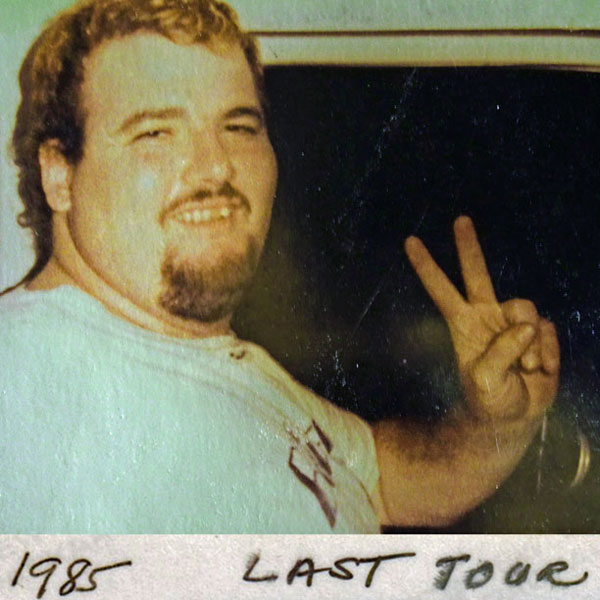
[175, 206, 234, 224]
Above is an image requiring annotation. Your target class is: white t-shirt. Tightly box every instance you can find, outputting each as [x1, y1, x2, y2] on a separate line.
[0, 286, 380, 533]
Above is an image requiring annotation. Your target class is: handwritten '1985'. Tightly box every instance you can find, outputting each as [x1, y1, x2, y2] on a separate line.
[11, 552, 132, 599]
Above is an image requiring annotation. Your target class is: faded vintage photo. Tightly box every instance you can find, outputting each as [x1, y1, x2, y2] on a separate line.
[0, 0, 598, 533]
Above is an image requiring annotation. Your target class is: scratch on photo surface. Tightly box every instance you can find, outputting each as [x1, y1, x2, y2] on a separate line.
[351, 204, 429, 336]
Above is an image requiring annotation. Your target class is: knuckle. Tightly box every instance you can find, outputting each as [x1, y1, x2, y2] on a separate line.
[521, 352, 541, 372]
[502, 298, 540, 326]
[514, 298, 538, 317]
[541, 318, 557, 335]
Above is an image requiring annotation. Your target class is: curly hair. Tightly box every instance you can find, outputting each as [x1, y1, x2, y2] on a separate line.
[11, 0, 265, 285]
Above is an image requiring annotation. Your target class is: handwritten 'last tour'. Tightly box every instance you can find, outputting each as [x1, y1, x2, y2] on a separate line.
[244, 551, 589, 591]
[6, 549, 590, 597]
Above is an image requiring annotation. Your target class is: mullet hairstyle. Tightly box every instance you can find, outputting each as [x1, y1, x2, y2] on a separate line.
[10, 0, 265, 287]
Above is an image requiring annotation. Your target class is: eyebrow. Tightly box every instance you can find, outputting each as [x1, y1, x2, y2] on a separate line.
[224, 106, 265, 125]
[117, 108, 185, 134]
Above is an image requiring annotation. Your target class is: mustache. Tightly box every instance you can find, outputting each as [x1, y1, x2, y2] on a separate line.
[159, 182, 250, 226]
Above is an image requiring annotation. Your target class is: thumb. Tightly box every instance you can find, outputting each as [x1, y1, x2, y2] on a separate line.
[481, 322, 536, 372]
[470, 323, 536, 389]
[466, 324, 536, 420]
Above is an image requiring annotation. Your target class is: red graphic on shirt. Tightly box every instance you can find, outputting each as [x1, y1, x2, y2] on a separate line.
[288, 420, 337, 528]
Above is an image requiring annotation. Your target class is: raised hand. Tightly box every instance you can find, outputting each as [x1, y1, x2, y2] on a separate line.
[404, 216, 559, 422]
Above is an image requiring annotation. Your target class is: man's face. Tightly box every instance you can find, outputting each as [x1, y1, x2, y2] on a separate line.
[63, 33, 277, 324]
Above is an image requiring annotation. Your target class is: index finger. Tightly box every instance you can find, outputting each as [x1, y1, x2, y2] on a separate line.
[454, 216, 498, 304]
[405, 235, 466, 320]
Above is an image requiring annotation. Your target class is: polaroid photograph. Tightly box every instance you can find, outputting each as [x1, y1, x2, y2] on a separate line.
[0, 0, 598, 598]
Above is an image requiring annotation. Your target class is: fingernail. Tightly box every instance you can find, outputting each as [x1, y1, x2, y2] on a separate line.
[404, 236, 419, 252]
[454, 215, 472, 231]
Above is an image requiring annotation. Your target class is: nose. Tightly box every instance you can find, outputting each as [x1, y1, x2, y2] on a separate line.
[180, 128, 234, 191]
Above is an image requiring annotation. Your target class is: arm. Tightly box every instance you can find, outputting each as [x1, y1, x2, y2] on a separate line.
[374, 216, 559, 527]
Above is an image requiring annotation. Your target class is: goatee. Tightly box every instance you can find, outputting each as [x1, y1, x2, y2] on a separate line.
[158, 240, 260, 323]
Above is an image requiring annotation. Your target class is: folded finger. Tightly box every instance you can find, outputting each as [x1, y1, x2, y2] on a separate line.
[540, 319, 560, 374]
[475, 322, 536, 381]
[500, 298, 542, 371]
[520, 336, 541, 372]
[502, 298, 540, 326]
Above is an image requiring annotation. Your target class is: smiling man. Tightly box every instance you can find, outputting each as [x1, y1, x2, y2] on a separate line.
[0, 0, 559, 533]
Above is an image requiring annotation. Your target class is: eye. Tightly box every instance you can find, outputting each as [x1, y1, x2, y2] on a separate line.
[132, 129, 171, 142]
[224, 121, 260, 136]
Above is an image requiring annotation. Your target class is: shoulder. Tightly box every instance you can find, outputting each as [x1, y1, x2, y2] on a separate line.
[0, 288, 53, 331]
[242, 340, 369, 427]
[0, 288, 70, 333]
[0, 287, 43, 314]
[241, 340, 379, 491]
[0, 288, 93, 369]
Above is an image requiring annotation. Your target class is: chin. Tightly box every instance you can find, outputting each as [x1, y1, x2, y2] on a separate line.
[158, 240, 260, 323]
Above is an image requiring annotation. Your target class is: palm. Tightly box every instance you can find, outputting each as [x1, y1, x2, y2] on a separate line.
[405, 217, 559, 422]
[447, 301, 506, 363]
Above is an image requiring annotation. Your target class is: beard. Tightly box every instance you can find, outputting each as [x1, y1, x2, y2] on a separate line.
[158, 238, 260, 323]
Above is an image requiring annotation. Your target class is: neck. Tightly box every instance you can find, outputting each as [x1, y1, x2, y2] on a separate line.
[28, 217, 234, 339]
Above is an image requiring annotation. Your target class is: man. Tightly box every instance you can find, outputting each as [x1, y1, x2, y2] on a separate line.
[0, 0, 559, 533]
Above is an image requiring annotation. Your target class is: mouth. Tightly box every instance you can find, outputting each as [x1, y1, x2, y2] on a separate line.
[173, 204, 235, 225]
[164, 195, 246, 227]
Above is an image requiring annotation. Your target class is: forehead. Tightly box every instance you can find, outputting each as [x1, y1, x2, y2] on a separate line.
[80, 33, 259, 123]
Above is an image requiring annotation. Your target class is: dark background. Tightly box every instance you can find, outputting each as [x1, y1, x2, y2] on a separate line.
[233, 67, 600, 532]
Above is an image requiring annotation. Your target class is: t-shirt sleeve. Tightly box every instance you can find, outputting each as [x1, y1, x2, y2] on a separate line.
[296, 386, 381, 497]
[247, 343, 380, 498]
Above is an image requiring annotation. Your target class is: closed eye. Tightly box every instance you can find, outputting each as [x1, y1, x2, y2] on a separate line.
[224, 123, 259, 135]
[132, 129, 171, 142]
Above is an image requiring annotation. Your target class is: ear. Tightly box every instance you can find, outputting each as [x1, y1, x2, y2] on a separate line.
[38, 139, 73, 212]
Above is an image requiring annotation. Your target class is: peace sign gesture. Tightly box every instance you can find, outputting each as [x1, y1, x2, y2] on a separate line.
[405, 216, 559, 422]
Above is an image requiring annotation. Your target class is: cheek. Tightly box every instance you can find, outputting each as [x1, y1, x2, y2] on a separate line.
[256, 151, 277, 234]
[109, 157, 178, 226]
[136, 169, 161, 196]
[70, 153, 173, 252]
[73, 147, 160, 206]
[130, 150, 180, 193]
[257, 148, 278, 218]
[238, 144, 278, 198]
